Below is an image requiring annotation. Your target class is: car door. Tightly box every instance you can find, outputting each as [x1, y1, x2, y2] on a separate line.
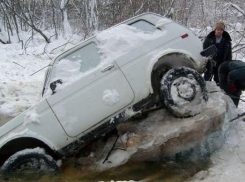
[46, 40, 134, 137]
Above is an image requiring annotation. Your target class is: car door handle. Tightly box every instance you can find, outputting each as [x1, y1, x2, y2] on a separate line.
[102, 65, 114, 72]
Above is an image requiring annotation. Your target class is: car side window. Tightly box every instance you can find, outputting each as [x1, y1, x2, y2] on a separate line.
[130, 20, 160, 33]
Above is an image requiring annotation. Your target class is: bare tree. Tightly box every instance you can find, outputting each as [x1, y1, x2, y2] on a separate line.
[0, 0, 50, 43]
[0, 0, 244, 58]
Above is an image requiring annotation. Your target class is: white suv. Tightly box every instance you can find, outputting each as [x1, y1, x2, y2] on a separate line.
[0, 13, 208, 173]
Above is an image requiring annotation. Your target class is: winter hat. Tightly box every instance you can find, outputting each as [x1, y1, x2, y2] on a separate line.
[215, 22, 225, 30]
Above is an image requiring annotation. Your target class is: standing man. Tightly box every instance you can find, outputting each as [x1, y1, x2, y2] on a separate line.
[203, 22, 232, 84]
[219, 60, 245, 107]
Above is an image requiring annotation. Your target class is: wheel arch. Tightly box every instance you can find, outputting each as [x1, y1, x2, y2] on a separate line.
[0, 137, 61, 166]
[149, 51, 196, 94]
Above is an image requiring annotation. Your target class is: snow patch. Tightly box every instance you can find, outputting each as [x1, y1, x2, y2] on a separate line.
[23, 107, 40, 125]
[48, 58, 100, 94]
[102, 89, 120, 106]
[110, 117, 115, 124]
[156, 18, 172, 28]
[96, 149, 137, 171]
[125, 107, 137, 118]
[56, 159, 62, 167]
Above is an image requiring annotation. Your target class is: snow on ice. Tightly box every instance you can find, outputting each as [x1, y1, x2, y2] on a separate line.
[84, 82, 234, 172]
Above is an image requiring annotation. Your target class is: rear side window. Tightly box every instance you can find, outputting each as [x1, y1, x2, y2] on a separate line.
[130, 20, 160, 33]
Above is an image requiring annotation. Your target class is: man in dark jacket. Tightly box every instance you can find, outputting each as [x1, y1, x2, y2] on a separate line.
[219, 60, 245, 107]
[203, 22, 232, 83]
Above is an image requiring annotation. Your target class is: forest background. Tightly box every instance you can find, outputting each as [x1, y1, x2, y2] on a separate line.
[0, 0, 245, 60]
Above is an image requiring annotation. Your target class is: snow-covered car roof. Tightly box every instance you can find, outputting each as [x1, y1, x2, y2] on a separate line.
[49, 13, 169, 65]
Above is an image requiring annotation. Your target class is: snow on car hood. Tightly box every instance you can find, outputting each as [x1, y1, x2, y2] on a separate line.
[96, 24, 164, 61]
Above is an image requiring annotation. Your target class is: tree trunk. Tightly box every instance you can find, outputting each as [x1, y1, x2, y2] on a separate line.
[10, 0, 21, 42]
[50, 0, 58, 39]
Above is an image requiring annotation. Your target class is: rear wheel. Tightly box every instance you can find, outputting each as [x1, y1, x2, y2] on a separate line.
[160, 67, 208, 117]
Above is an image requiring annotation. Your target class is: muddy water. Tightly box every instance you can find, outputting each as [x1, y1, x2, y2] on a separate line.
[0, 158, 212, 182]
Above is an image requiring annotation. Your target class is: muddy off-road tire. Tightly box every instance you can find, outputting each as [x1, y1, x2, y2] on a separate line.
[160, 67, 208, 117]
[1, 148, 59, 177]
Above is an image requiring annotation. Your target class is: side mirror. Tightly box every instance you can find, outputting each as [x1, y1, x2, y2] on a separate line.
[50, 79, 62, 95]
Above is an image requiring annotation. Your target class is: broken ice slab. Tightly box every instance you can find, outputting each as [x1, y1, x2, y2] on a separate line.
[78, 82, 238, 172]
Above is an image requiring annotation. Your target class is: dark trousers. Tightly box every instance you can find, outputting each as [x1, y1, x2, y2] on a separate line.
[204, 65, 219, 83]
[204, 61, 219, 84]
[218, 61, 241, 107]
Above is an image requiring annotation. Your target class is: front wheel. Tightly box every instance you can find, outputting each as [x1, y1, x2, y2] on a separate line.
[1, 148, 59, 177]
[160, 67, 208, 117]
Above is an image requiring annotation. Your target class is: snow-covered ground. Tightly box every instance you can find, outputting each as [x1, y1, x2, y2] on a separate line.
[188, 91, 245, 182]
[0, 32, 80, 117]
[189, 118, 245, 182]
[1, 31, 245, 182]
